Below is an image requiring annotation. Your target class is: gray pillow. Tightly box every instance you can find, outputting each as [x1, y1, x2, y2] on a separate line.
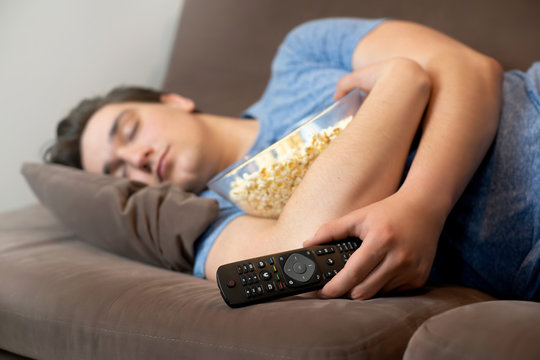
[21, 162, 219, 273]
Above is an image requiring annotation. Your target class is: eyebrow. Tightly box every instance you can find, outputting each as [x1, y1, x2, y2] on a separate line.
[102, 109, 131, 174]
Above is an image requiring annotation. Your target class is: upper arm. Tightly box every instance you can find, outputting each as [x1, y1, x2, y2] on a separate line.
[352, 20, 495, 70]
[204, 215, 284, 281]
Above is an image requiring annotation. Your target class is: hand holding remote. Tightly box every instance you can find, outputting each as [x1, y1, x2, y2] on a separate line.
[216, 237, 362, 307]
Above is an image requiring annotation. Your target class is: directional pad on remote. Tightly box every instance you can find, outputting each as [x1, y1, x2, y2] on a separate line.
[283, 253, 316, 283]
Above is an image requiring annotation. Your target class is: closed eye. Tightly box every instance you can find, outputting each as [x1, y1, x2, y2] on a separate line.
[129, 119, 139, 141]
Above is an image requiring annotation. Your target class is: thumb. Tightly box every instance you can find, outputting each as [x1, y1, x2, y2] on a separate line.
[334, 74, 356, 100]
[334, 71, 370, 100]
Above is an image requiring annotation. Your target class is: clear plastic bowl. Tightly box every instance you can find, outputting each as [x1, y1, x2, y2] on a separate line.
[208, 89, 364, 217]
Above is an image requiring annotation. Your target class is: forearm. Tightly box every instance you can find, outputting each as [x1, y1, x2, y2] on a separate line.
[351, 20, 503, 219]
[270, 59, 431, 244]
[399, 53, 502, 220]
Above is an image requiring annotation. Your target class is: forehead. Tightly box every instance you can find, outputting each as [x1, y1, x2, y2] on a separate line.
[80, 102, 132, 173]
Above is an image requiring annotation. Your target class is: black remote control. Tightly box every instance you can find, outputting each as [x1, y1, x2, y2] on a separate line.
[216, 237, 362, 307]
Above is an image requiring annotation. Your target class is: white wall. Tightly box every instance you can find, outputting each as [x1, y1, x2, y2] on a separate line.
[0, 0, 184, 211]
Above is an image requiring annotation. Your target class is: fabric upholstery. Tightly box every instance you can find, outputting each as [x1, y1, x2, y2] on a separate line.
[403, 301, 540, 360]
[21, 162, 218, 273]
[3, 0, 540, 358]
[0, 205, 494, 359]
[0, 350, 29, 360]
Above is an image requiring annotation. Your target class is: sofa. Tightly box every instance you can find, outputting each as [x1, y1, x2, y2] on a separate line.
[2, 1, 539, 359]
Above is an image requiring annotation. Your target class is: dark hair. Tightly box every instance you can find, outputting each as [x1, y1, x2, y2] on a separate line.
[43, 86, 164, 168]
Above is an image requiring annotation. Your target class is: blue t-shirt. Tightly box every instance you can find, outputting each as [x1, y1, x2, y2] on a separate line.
[432, 62, 540, 300]
[193, 18, 386, 278]
[193, 18, 540, 301]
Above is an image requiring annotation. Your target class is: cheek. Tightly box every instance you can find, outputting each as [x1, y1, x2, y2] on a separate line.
[137, 121, 174, 147]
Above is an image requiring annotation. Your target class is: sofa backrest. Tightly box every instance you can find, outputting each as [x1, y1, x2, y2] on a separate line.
[164, 0, 540, 116]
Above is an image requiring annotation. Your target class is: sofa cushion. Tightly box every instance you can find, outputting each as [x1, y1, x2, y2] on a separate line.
[403, 300, 540, 360]
[0, 205, 495, 359]
[21, 162, 218, 272]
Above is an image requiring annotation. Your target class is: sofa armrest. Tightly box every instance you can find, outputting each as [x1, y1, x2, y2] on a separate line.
[404, 300, 540, 360]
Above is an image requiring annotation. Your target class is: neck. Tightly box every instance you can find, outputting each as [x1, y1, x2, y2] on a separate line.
[197, 113, 259, 176]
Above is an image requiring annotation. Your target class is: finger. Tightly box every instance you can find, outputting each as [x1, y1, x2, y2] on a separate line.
[334, 73, 361, 100]
[379, 272, 428, 295]
[319, 235, 385, 298]
[334, 70, 376, 100]
[303, 209, 366, 247]
[348, 258, 397, 300]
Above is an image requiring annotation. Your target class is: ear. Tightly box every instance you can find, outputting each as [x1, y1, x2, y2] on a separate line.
[160, 93, 196, 112]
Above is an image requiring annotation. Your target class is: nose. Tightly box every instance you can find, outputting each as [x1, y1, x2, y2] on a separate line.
[116, 144, 154, 172]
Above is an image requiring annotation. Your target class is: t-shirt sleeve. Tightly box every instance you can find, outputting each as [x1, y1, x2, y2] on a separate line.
[244, 18, 386, 126]
[279, 17, 385, 73]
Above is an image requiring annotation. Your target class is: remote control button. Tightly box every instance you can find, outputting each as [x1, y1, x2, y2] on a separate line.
[241, 276, 247, 286]
[278, 282, 284, 290]
[256, 285, 264, 295]
[237, 265, 243, 275]
[269, 257, 274, 265]
[226, 280, 236, 288]
[326, 258, 335, 266]
[248, 263, 255, 272]
[244, 288, 251, 298]
[293, 262, 307, 274]
[272, 265, 278, 273]
[283, 253, 316, 283]
[266, 283, 275, 292]
[257, 261, 265, 268]
[260, 270, 272, 281]
[243, 264, 249, 273]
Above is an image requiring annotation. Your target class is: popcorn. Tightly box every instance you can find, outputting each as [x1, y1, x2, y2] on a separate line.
[230, 116, 352, 218]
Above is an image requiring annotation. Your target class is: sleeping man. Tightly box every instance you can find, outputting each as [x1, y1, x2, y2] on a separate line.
[45, 18, 539, 301]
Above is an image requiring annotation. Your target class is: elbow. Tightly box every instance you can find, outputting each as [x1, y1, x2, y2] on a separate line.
[388, 57, 432, 100]
[477, 55, 503, 133]
[481, 55, 504, 81]
[477, 54, 504, 94]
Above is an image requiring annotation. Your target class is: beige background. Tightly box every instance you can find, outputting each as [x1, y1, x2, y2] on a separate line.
[0, 0, 184, 211]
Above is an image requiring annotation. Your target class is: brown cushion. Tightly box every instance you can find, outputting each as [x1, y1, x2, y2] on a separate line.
[0, 205, 495, 359]
[404, 300, 540, 360]
[21, 162, 218, 273]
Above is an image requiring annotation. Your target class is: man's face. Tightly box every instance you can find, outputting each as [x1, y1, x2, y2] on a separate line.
[80, 97, 212, 192]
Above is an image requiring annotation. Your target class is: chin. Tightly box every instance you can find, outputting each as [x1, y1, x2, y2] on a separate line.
[173, 174, 204, 194]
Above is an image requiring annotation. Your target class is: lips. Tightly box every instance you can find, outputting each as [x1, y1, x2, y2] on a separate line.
[155, 145, 170, 182]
